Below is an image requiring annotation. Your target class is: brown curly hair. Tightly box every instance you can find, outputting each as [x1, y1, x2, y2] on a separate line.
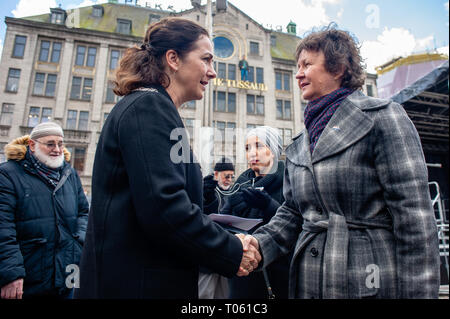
[295, 24, 366, 90]
[113, 17, 209, 96]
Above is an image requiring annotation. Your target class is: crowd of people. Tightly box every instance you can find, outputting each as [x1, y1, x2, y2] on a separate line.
[0, 17, 440, 299]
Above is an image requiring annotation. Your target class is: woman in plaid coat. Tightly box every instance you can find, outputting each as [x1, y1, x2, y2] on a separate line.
[251, 26, 440, 298]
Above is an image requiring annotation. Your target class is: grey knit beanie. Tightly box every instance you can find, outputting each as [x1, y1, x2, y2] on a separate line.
[246, 126, 282, 158]
[30, 122, 64, 140]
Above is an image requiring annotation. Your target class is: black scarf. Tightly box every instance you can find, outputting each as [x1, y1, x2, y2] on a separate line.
[26, 148, 62, 188]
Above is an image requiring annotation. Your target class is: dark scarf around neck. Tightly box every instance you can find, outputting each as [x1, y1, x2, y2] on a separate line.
[26, 148, 62, 188]
[304, 87, 354, 153]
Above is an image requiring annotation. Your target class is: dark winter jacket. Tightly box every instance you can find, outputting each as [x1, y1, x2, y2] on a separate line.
[75, 85, 243, 299]
[221, 161, 293, 299]
[0, 136, 89, 297]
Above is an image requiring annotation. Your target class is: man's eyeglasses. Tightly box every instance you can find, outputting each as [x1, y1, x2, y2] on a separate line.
[33, 140, 64, 150]
[224, 174, 235, 180]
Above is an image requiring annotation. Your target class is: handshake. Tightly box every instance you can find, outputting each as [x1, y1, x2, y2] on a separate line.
[235, 234, 261, 276]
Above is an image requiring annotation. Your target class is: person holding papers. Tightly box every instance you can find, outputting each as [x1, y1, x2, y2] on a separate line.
[220, 126, 293, 299]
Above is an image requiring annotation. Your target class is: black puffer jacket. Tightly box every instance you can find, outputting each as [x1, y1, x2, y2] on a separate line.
[220, 161, 293, 299]
[0, 136, 89, 297]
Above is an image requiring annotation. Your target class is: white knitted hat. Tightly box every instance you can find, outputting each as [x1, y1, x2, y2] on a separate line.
[30, 122, 64, 140]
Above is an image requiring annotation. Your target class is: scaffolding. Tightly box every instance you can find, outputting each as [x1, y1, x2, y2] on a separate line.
[429, 181, 449, 286]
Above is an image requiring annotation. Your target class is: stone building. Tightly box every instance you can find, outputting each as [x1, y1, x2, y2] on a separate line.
[0, 1, 378, 192]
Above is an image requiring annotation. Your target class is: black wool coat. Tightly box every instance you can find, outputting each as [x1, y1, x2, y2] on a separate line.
[75, 85, 243, 299]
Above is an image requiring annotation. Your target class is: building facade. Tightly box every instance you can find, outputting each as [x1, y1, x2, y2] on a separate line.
[0, 1, 378, 192]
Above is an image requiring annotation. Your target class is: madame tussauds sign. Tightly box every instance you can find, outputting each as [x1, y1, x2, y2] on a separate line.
[212, 78, 268, 91]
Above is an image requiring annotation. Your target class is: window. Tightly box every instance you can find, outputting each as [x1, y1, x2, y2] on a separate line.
[218, 62, 226, 79]
[41, 108, 52, 123]
[276, 100, 292, 120]
[75, 45, 97, 67]
[66, 110, 78, 129]
[109, 49, 121, 70]
[70, 77, 82, 99]
[247, 95, 264, 115]
[275, 71, 291, 91]
[78, 111, 89, 130]
[39, 41, 51, 62]
[106, 81, 120, 103]
[51, 11, 65, 24]
[248, 66, 254, 82]
[183, 118, 195, 140]
[250, 41, 259, 55]
[283, 73, 290, 91]
[270, 35, 277, 47]
[82, 78, 93, 100]
[280, 128, 292, 146]
[33, 73, 45, 95]
[75, 46, 86, 66]
[33, 73, 57, 97]
[0, 103, 14, 126]
[213, 91, 235, 113]
[66, 110, 89, 130]
[0, 143, 6, 163]
[228, 93, 236, 113]
[213, 36, 234, 59]
[215, 91, 226, 112]
[27, 107, 52, 127]
[65, 146, 86, 174]
[228, 64, 236, 80]
[149, 14, 160, 24]
[12, 35, 26, 58]
[92, 5, 103, 17]
[6, 69, 21, 93]
[183, 100, 196, 109]
[70, 77, 93, 101]
[45, 75, 57, 96]
[86, 47, 97, 67]
[213, 121, 236, 154]
[366, 84, 374, 97]
[51, 42, 62, 63]
[256, 67, 264, 84]
[117, 19, 131, 35]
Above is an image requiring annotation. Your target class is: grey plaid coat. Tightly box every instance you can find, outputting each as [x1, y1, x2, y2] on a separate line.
[253, 90, 440, 299]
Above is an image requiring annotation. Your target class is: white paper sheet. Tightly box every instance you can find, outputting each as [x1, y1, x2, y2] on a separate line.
[208, 213, 263, 231]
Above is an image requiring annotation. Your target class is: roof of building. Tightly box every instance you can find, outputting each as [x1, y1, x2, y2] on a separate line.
[20, 1, 301, 62]
[270, 30, 300, 62]
[375, 52, 448, 75]
[22, 3, 173, 38]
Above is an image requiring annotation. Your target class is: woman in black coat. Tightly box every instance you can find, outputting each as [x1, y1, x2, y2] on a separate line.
[75, 18, 259, 299]
[221, 126, 293, 299]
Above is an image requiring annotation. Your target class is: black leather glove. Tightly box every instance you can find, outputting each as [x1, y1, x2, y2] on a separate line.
[203, 175, 217, 202]
[241, 188, 272, 210]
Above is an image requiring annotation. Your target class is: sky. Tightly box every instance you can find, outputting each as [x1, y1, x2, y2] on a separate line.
[0, 0, 448, 73]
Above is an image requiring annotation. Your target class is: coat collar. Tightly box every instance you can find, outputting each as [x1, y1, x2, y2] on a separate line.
[287, 91, 390, 166]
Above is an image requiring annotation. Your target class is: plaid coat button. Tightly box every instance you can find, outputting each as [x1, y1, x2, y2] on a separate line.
[310, 247, 319, 257]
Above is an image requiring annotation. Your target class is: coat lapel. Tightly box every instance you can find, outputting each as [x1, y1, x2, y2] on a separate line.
[311, 96, 374, 164]
[286, 130, 313, 170]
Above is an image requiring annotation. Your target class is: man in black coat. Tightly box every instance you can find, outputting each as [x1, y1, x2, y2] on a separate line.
[202, 158, 237, 215]
[0, 122, 89, 299]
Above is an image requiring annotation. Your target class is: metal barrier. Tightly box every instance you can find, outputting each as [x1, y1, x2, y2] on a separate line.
[429, 182, 449, 282]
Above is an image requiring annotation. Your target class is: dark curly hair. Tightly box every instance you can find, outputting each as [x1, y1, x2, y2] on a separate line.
[295, 24, 366, 90]
[114, 17, 209, 96]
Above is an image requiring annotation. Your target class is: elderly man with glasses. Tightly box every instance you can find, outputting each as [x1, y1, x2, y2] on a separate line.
[202, 158, 237, 215]
[0, 122, 89, 299]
